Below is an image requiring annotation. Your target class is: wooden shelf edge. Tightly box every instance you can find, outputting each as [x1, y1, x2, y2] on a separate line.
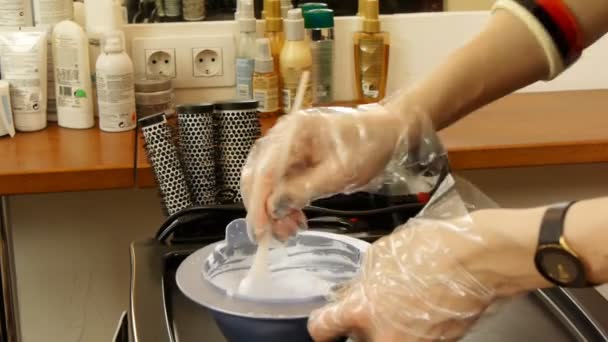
[449, 141, 608, 170]
[0, 169, 135, 196]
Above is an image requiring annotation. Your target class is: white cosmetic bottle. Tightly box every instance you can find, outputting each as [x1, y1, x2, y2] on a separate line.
[52, 20, 95, 129]
[96, 31, 136, 132]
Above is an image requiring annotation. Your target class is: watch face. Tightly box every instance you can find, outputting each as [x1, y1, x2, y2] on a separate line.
[535, 247, 585, 287]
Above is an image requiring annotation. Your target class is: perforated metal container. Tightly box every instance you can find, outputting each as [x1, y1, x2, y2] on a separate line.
[215, 100, 261, 203]
[139, 113, 192, 216]
[177, 104, 217, 206]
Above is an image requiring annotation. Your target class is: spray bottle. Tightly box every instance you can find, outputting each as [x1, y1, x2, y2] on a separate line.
[253, 38, 280, 119]
[236, 0, 257, 99]
[96, 31, 137, 132]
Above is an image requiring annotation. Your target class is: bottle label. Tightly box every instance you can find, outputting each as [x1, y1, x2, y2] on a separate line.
[0, 0, 27, 26]
[253, 74, 279, 116]
[311, 40, 334, 105]
[97, 71, 136, 130]
[359, 39, 385, 100]
[282, 66, 313, 113]
[236, 58, 254, 99]
[0, 46, 44, 119]
[54, 35, 89, 110]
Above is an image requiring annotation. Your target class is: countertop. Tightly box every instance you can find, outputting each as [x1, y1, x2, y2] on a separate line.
[0, 124, 135, 195]
[2, 90, 607, 194]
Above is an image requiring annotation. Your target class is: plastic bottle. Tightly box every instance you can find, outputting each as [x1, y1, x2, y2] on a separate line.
[298, 2, 328, 13]
[280, 0, 293, 18]
[305, 9, 334, 105]
[33, 0, 73, 122]
[263, 0, 284, 75]
[0, 0, 32, 26]
[73, 1, 86, 28]
[52, 20, 94, 129]
[96, 31, 137, 132]
[33, 0, 73, 26]
[236, 0, 257, 99]
[354, 0, 390, 103]
[280, 8, 312, 113]
[85, 0, 119, 115]
[253, 38, 280, 119]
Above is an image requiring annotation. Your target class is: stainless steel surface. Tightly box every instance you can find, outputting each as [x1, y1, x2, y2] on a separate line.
[0, 196, 21, 342]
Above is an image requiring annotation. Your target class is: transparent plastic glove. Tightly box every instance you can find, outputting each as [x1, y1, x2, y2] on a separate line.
[241, 99, 442, 242]
[307, 177, 521, 342]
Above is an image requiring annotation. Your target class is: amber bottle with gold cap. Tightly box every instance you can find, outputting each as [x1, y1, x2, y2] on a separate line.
[354, 0, 390, 103]
[264, 0, 285, 73]
[264, 0, 285, 110]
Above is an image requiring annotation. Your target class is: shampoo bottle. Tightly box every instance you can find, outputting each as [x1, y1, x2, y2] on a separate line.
[354, 0, 389, 103]
[280, 8, 312, 113]
[96, 31, 137, 132]
[253, 38, 280, 120]
[305, 9, 334, 105]
[52, 20, 94, 129]
[236, 0, 257, 99]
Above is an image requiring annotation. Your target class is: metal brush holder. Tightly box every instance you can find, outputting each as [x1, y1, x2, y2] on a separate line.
[215, 100, 261, 203]
[177, 104, 217, 206]
[139, 113, 193, 216]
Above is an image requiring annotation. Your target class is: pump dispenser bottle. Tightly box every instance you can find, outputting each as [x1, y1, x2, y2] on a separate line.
[253, 38, 280, 120]
[354, 0, 389, 103]
[280, 8, 312, 113]
[236, 0, 257, 99]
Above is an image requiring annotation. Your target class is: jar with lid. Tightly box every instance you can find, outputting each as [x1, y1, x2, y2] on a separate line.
[134, 75, 176, 118]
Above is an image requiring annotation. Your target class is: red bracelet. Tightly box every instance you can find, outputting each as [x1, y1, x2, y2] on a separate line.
[536, 0, 584, 64]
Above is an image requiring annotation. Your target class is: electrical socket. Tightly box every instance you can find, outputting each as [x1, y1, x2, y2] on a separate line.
[145, 48, 176, 78]
[132, 35, 235, 89]
[192, 48, 223, 77]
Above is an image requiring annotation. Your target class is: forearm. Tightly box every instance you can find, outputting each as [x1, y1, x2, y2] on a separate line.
[472, 197, 608, 296]
[392, 0, 608, 130]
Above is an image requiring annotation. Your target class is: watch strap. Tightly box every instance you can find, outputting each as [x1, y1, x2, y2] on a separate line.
[538, 201, 576, 246]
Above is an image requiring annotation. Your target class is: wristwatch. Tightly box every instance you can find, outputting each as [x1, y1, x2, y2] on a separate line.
[534, 202, 593, 288]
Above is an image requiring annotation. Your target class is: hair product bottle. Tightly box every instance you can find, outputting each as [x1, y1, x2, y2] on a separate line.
[96, 31, 137, 132]
[263, 0, 284, 74]
[236, 0, 257, 99]
[280, 8, 312, 113]
[354, 0, 390, 103]
[52, 20, 94, 129]
[305, 9, 334, 105]
[253, 38, 280, 120]
[280, 0, 293, 18]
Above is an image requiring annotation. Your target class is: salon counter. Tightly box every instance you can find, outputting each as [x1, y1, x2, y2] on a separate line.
[1, 90, 607, 194]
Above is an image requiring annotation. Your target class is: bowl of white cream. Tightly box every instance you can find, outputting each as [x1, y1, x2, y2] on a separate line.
[176, 218, 369, 342]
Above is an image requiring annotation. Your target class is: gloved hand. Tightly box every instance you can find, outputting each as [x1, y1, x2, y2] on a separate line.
[241, 103, 416, 241]
[307, 183, 550, 342]
[307, 217, 494, 342]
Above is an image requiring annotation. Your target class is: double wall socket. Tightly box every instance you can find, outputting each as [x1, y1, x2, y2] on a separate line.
[132, 34, 235, 89]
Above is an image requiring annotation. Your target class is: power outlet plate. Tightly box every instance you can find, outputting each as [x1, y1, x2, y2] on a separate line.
[132, 34, 235, 89]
